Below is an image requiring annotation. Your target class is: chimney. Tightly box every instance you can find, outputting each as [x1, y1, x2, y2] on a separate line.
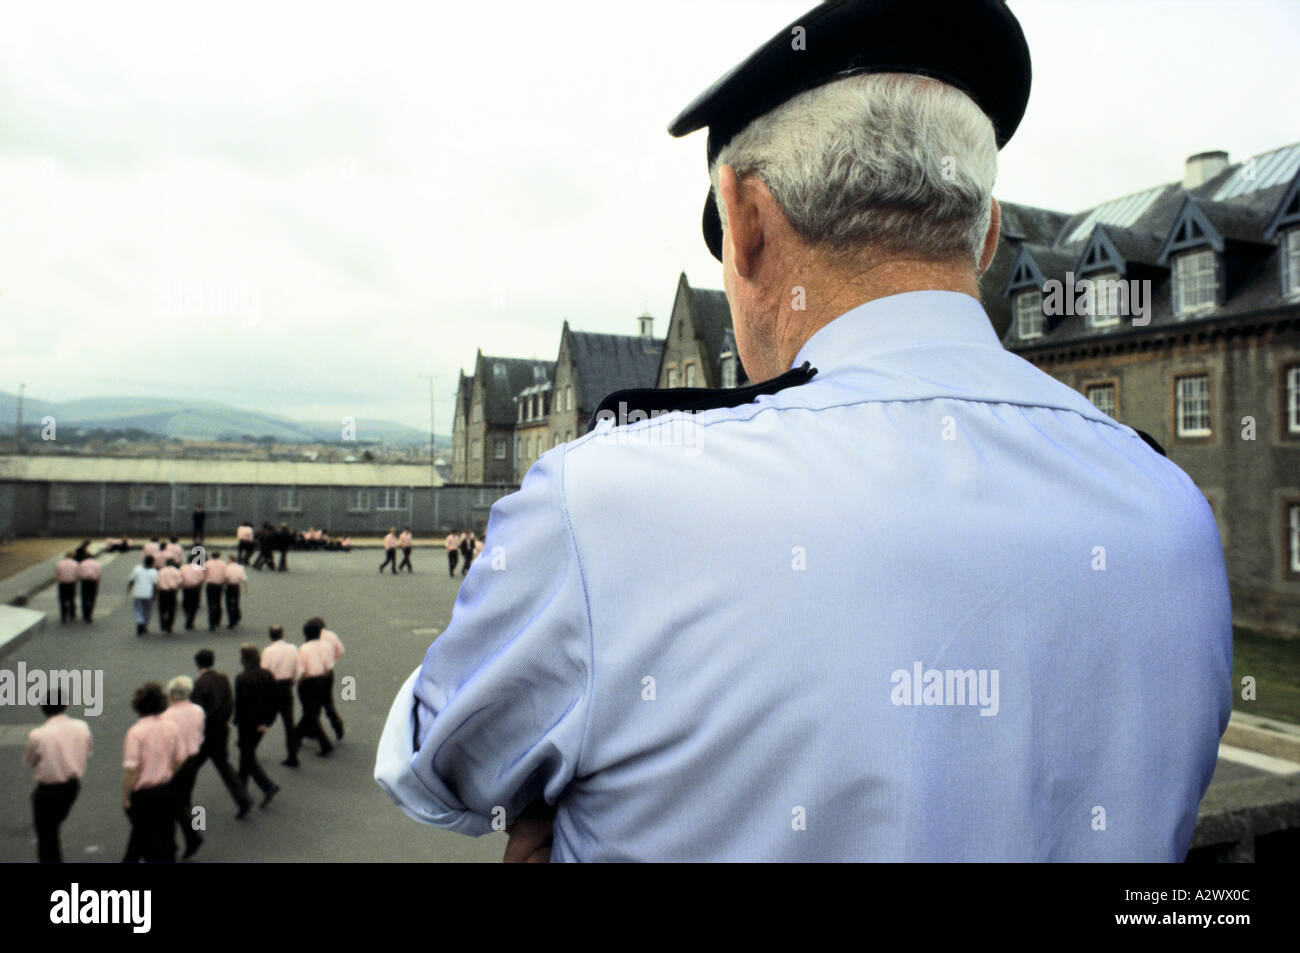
[1185, 150, 1229, 190]
[638, 311, 654, 338]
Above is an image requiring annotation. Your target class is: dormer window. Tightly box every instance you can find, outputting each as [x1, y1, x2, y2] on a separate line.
[1083, 271, 1122, 328]
[1172, 249, 1218, 317]
[1015, 290, 1043, 339]
[1283, 228, 1300, 297]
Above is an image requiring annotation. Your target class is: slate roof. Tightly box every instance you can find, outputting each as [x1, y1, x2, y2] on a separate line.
[476, 355, 553, 425]
[990, 142, 1300, 352]
[569, 329, 664, 414]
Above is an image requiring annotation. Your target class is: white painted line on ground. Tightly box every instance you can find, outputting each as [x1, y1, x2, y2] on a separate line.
[0, 724, 40, 747]
[1217, 742, 1300, 775]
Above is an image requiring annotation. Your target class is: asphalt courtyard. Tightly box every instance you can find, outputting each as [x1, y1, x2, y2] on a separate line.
[0, 546, 505, 863]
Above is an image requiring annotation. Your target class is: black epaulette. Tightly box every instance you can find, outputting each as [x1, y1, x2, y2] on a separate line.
[1135, 429, 1166, 456]
[586, 361, 818, 433]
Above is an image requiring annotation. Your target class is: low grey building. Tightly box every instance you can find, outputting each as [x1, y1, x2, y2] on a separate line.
[0, 455, 516, 538]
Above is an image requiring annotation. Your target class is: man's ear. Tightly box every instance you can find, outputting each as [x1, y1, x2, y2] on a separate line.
[717, 164, 764, 278]
[977, 198, 1001, 276]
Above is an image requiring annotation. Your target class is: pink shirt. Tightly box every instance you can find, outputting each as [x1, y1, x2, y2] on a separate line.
[205, 559, 227, 585]
[54, 558, 79, 583]
[165, 543, 184, 564]
[384, 533, 397, 550]
[320, 628, 344, 666]
[295, 640, 333, 679]
[224, 563, 247, 587]
[25, 714, 93, 784]
[261, 641, 299, 681]
[474, 539, 484, 556]
[444, 534, 457, 551]
[180, 564, 204, 588]
[399, 531, 412, 548]
[155, 566, 182, 591]
[76, 559, 101, 582]
[123, 715, 184, 790]
[237, 525, 254, 542]
[143, 542, 161, 558]
[161, 700, 205, 758]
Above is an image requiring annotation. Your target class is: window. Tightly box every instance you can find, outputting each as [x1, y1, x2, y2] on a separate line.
[471, 439, 482, 461]
[348, 489, 371, 512]
[130, 485, 156, 512]
[494, 438, 507, 460]
[566, 387, 573, 412]
[1085, 383, 1117, 418]
[1284, 229, 1300, 297]
[721, 354, 737, 389]
[1015, 291, 1043, 339]
[376, 487, 407, 510]
[49, 485, 74, 512]
[553, 434, 561, 448]
[472, 400, 483, 423]
[566, 431, 573, 442]
[518, 401, 525, 423]
[666, 365, 678, 388]
[278, 487, 302, 512]
[1172, 250, 1217, 316]
[685, 363, 697, 387]
[1175, 374, 1212, 437]
[1287, 366, 1300, 435]
[1083, 271, 1122, 327]
[474, 488, 492, 507]
[205, 486, 230, 511]
[1290, 504, 1300, 574]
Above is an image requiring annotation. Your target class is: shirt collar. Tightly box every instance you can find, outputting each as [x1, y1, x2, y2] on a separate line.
[791, 291, 1000, 371]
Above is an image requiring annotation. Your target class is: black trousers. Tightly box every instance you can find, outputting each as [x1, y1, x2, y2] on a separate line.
[33, 779, 79, 862]
[195, 728, 250, 809]
[461, 549, 473, 575]
[171, 754, 201, 851]
[157, 590, 178, 633]
[323, 669, 343, 738]
[181, 587, 202, 629]
[274, 679, 297, 759]
[399, 547, 413, 572]
[237, 727, 275, 794]
[124, 784, 175, 863]
[237, 540, 254, 564]
[57, 582, 77, 623]
[225, 586, 241, 628]
[205, 583, 224, 629]
[277, 548, 288, 571]
[447, 550, 458, 576]
[294, 677, 332, 754]
[79, 579, 98, 621]
[253, 546, 273, 570]
[379, 550, 397, 573]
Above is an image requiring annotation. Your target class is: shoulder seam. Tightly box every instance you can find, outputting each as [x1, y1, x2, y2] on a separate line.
[556, 447, 597, 780]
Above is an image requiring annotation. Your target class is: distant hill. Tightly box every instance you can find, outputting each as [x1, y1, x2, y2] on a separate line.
[0, 391, 440, 446]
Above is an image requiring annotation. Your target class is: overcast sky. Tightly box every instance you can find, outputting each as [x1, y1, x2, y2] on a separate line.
[1, 0, 1297, 433]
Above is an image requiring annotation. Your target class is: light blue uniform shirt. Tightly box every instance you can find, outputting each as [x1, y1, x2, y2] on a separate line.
[376, 290, 1232, 861]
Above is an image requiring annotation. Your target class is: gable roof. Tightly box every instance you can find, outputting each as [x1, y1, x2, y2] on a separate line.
[474, 354, 553, 425]
[662, 272, 748, 386]
[567, 328, 664, 414]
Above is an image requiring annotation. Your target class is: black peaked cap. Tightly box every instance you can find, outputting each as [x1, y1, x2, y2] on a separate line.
[668, 0, 1033, 261]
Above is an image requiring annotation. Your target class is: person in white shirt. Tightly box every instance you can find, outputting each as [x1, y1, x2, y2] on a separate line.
[127, 555, 160, 636]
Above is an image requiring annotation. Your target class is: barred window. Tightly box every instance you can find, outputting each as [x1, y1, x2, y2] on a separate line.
[1287, 366, 1300, 434]
[348, 489, 371, 512]
[1015, 291, 1043, 339]
[205, 486, 230, 511]
[1084, 271, 1122, 327]
[1086, 383, 1117, 418]
[278, 487, 301, 512]
[1290, 504, 1300, 573]
[1284, 229, 1300, 297]
[376, 487, 407, 510]
[49, 485, 75, 512]
[494, 438, 507, 460]
[1173, 250, 1217, 316]
[130, 485, 156, 512]
[1175, 374, 1211, 437]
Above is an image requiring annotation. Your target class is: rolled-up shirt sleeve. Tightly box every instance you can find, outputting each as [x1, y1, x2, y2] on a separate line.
[375, 449, 592, 836]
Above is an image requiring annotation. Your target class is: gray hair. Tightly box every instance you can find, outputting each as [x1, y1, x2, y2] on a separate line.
[166, 675, 193, 700]
[709, 71, 998, 267]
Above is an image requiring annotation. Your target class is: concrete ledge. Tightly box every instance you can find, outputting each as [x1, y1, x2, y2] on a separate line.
[1190, 773, 1300, 861]
[1222, 722, 1300, 765]
[0, 604, 46, 659]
